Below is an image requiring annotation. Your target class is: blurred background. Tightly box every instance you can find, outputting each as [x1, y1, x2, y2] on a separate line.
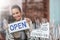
[0, 0, 60, 40]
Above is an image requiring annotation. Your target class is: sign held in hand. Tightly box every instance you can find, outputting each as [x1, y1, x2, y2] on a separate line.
[8, 20, 29, 33]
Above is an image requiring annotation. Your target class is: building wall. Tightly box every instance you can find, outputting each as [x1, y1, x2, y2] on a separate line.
[50, 0, 60, 39]
[50, 0, 60, 25]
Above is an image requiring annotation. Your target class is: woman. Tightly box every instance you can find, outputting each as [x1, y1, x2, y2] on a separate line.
[9, 5, 32, 40]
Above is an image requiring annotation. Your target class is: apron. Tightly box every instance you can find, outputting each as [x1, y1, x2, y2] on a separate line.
[12, 17, 27, 40]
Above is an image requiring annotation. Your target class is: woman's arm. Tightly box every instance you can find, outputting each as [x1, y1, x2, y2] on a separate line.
[24, 18, 33, 32]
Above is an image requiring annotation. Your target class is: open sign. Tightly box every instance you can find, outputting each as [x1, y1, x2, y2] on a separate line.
[8, 20, 29, 33]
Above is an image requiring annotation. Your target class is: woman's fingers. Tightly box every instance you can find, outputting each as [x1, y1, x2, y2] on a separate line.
[25, 18, 31, 23]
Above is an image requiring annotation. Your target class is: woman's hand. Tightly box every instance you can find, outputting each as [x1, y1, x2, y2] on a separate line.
[25, 18, 33, 32]
[25, 18, 31, 24]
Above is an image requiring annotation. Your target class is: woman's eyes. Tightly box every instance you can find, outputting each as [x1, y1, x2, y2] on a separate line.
[16, 12, 19, 14]
[13, 12, 19, 15]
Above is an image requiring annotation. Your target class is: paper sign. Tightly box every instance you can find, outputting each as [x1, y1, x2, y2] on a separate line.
[31, 22, 49, 38]
[8, 20, 29, 33]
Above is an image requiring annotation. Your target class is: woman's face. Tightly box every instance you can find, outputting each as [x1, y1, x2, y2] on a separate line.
[12, 8, 22, 21]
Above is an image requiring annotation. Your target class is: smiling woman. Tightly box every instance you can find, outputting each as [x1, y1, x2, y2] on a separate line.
[7, 5, 32, 40]
[11, 5, 22, 21]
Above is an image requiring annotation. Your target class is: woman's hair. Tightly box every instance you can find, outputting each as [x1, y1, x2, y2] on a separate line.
[11, 5, 21, 12]
[8, 5, 22, 24]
